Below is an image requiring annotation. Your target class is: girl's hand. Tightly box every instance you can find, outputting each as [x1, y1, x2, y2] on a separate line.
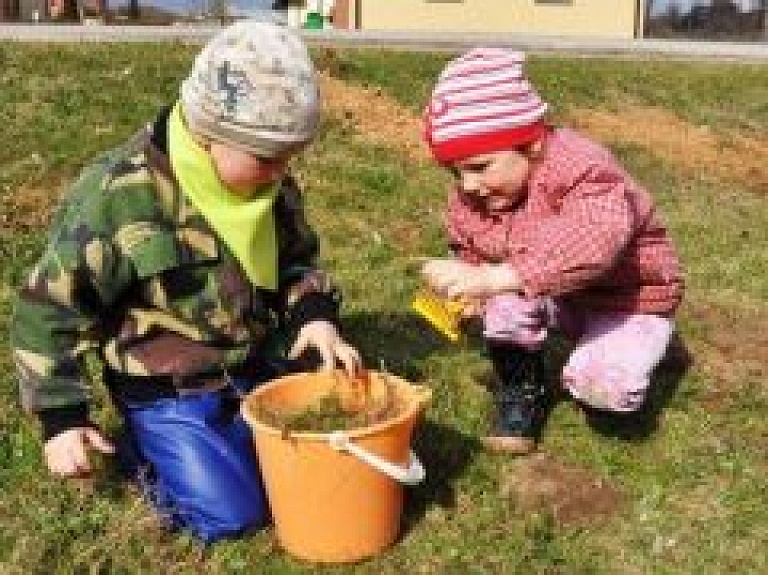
[44, 427, 115, 478]
[460, 298, 485, 318]
[289, 320, 362, 378]
[421, 258, 521, 299]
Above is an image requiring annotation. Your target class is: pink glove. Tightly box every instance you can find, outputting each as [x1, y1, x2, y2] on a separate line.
[483, 294, 551, 350]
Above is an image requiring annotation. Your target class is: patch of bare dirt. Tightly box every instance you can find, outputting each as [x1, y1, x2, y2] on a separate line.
[500, 452, 624, 527]
[682, 299, 768, 403]
[318, 72, 429, 162]
[0, 184, 62, 233]
[318, 76, 768, 194]
[567, 106, 768, 194]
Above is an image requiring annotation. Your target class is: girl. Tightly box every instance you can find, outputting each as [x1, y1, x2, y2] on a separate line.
[421, 48, 683, 455]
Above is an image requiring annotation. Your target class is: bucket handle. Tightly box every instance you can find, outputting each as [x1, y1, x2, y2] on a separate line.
[327, 431, 425, 485]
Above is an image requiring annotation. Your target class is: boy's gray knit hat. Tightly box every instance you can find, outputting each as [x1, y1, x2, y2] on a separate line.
[181, 20, 319, 158]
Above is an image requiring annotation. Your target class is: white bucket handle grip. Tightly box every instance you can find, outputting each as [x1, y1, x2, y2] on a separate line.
[327, 431, 425, 485]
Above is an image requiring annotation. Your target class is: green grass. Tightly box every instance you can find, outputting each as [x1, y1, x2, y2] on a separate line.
[316, 47, 768, 134]
[1, 43, 767, 574]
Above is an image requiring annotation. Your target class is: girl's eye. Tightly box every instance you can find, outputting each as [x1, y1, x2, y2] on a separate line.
[468, 162, 489, 173]
[447, 166, 461, 179]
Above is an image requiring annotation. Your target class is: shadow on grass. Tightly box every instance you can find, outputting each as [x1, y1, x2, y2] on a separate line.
[401, 418, 482, 534]
[342, 310, 484, 530]
[580, 332, 694, 441]
[341, 309, 485, 380]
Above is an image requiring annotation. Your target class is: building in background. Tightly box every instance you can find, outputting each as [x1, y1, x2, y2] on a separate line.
[1, 0, 766, 42]
[335, 0, 766, 40]
[337, 0, 644, 39]
[2, 0, 49, 21]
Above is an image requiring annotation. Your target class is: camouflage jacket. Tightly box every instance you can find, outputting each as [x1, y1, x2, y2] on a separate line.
[11, 111, 339, 437]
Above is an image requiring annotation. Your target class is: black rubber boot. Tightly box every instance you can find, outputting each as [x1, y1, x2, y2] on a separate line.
[483, 343, 552, 454]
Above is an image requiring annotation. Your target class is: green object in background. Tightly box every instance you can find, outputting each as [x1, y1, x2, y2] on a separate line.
[305, 11, 324, 29]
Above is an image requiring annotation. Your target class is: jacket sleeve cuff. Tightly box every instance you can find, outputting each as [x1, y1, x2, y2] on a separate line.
[39, 403, 91, 441]
[285, 290, 340, 333]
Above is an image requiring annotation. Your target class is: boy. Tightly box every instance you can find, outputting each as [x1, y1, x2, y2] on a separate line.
[11, 21, 360, 542]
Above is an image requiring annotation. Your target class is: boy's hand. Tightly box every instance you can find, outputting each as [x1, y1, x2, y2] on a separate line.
[421, 258, 521, 299]
[289, 320, 362, 378]
[44, 427, 115, 477]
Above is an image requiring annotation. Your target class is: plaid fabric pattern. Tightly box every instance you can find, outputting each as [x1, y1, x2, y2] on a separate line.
[445, 128, 684, 315]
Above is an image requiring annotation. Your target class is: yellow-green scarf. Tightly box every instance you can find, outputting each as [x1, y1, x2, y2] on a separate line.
[168, 103, 278, 291]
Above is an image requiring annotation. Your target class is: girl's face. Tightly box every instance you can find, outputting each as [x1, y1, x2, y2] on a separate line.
[451, 148, 535, 213]
[208, 141, 292, 196]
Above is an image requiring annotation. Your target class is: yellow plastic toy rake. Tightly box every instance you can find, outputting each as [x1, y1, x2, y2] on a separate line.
[411, 289, 466, 342]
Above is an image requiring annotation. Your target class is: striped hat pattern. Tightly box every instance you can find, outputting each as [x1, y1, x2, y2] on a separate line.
[423, 48, 549, 164]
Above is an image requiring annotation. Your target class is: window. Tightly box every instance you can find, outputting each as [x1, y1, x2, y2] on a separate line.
[645, 0, 768, 42]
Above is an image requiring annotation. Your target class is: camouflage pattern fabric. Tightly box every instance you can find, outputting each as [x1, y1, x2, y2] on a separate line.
[11, 127, 336, 414]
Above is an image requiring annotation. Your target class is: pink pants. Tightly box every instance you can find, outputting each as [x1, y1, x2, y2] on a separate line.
[483, 295, 674, 412]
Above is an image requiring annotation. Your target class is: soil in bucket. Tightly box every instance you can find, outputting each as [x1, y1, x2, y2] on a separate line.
[242, 370, 431, 564]
[248, 370, 402, 434]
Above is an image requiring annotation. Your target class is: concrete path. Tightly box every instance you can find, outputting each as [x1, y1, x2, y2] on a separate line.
[1, 24, 767, 61]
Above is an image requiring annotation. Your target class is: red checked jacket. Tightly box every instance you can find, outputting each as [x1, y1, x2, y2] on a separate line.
[445, 128, 684, 316]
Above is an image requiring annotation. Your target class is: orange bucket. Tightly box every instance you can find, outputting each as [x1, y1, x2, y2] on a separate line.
[241, 370, 431, 563]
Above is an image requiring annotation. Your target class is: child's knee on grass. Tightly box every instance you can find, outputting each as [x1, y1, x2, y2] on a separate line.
[561, 312, 674, 412]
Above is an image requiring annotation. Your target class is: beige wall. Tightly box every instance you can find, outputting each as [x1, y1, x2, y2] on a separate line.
[351, 0, 641, 39]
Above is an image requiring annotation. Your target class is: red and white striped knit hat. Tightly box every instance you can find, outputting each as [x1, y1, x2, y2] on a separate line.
[423, 48, 549, 164]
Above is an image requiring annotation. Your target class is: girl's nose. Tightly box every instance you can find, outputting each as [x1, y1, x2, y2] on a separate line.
[461, 172, 485, 195]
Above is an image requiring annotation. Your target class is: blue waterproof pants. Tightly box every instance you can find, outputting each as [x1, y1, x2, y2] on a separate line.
[116, 382, 268, 543]
[112, 353, 319, 543]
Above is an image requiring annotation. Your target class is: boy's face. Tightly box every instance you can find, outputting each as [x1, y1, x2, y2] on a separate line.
[209, 141, 293, 196]
[451, 149, 533, 213]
